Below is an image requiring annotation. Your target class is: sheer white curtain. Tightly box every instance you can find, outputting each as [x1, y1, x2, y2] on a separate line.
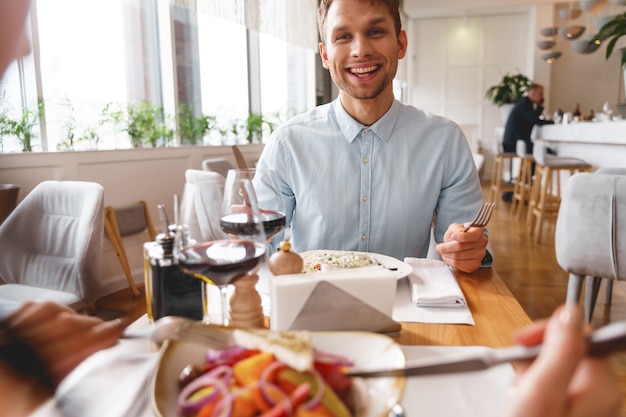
[172, 0, 318, 49]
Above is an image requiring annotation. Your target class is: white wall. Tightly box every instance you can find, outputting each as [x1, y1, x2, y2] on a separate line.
[406, 12, 532, 179]
[0, 144, 265, 296]
[405, 4, 625, 181]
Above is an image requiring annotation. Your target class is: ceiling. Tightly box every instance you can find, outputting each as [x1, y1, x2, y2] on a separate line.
[402, 0, 563, 18]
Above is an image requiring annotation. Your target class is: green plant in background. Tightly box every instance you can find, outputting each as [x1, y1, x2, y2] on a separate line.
[485, 73, 532, 106]
[243, 112, 279, 143]
[593, 12, 626, 68]
[102, 100, 173, 148]
[0, 98, 45, 152]
[245, 112, 264, 143]
[79, 126, 100, 150]
[177, 103, 216, 145]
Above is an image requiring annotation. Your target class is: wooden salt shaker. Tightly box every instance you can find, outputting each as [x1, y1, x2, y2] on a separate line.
[229, 272, 265, 328]
[230, 242, 303, 328]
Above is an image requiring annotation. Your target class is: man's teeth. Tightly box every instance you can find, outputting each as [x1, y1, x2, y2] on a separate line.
[350, 65, 378, 76]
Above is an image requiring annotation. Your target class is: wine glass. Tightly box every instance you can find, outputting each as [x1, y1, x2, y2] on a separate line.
[228, 168, 287, 244]
[176, 172, 265, 326]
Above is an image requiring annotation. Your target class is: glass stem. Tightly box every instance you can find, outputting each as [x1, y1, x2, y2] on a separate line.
[219, 286, 230, 326]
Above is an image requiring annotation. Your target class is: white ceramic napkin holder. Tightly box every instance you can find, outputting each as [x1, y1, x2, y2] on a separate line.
[269, 267, 398, 331]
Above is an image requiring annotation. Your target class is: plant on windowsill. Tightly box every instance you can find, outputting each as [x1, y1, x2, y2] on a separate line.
[243, 112, 279, 144]
[103, 100, 174, 148]
[0, 98, 45, 152]
[177, 103, 216, 145]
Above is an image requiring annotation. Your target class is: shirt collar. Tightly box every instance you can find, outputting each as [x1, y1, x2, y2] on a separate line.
[332, 99, 400, 144]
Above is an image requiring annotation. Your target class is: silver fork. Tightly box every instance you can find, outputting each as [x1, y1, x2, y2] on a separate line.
[462, 201, 495, 232]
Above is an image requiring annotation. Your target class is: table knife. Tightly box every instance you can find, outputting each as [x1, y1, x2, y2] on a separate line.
[345, 320, 626, 378]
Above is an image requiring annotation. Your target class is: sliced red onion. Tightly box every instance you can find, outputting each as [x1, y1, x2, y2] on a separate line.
[261, 380, 289, 405]
[211, 392, 234, 417]
[260, 360, 285, 384]
[177, 373, 227, 415]
[301, 369, 325, 410]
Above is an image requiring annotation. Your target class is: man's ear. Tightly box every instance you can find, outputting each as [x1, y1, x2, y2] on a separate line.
[319, 42, 330, 69]
[397, 30, 408, 60]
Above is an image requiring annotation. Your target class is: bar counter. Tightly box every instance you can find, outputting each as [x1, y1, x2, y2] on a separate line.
[535, 120, 626, 169]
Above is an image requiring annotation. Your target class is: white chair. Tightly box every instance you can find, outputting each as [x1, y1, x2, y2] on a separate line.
[555, 172, 626, 322]
[0, 180, 105, 318]
[202, 158, 236, 178]
[181, 169, 227, 243]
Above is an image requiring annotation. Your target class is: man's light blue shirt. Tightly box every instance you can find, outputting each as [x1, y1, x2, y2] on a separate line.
[255, 99, 484, 261]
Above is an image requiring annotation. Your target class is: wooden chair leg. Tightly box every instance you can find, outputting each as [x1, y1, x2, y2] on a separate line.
[104, 208, 141, 297]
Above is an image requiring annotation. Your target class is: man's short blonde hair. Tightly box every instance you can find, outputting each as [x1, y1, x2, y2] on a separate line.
[317, 0, 402, 44]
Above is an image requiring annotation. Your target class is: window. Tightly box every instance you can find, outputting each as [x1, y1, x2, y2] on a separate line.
[0, 0, 318, 152]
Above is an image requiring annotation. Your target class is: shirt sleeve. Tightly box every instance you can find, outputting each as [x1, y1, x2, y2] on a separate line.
[29, 397, 64, 417]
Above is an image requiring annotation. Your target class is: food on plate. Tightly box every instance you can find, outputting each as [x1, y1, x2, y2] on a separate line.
[301, 251, 376, 274]
[176, 329, 356, 417]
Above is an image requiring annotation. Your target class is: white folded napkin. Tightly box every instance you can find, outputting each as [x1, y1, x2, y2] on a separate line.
[56, 338, 158, 417]
[404, 257, 467, 307]
[400, 345, 515, 417]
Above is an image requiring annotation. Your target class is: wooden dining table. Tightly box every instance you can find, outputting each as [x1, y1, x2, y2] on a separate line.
[395, 266, 532, 347]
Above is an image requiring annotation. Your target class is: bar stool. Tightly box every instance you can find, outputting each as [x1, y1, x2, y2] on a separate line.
[526, 144, 592, 244]
[488, 146, 517, 208]
[510, 141, 534, 219]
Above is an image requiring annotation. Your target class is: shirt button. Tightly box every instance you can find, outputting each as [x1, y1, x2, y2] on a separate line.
[364, 129, 371, 134]
[361, 234, 367, 240]
[362, 195, 368, 202]
[363, 157, 369, 163]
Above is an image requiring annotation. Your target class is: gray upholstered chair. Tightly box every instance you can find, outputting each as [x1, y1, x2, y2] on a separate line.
[555, 172, 626, 321]
[202, 158, 236, 178]
[0, 180, 105, 318]
[593, 167, 626, 304]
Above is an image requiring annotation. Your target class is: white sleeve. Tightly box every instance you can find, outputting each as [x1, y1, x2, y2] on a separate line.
[29, 397, 64, 417]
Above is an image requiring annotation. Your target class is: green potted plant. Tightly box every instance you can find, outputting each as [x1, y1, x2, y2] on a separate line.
[593, 12, 626, 116]
[177, 103, 216, 145]
[593, 12, 626, 68]
[243, 112, 279, 144]
[485, 73, 531, 107]
[485, 73, 531, 124]
[103, 100, 173, 148]
[0, 98, 45, 152]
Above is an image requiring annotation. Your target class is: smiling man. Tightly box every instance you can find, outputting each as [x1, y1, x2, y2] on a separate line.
[256, 0, 489, 273]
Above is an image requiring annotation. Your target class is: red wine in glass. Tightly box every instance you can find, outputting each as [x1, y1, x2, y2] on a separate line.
[220, 210, 286, 241]
[178, 239, 266, 286]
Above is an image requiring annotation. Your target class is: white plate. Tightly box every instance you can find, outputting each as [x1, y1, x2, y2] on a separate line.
[151, 327, 406, 417]
[300, 250, 412, 280]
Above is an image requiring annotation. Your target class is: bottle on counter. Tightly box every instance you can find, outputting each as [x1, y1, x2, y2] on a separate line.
[144, 231, 205, 322]
[553, 108, 564, 124]
[573, 103, 581, 121]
